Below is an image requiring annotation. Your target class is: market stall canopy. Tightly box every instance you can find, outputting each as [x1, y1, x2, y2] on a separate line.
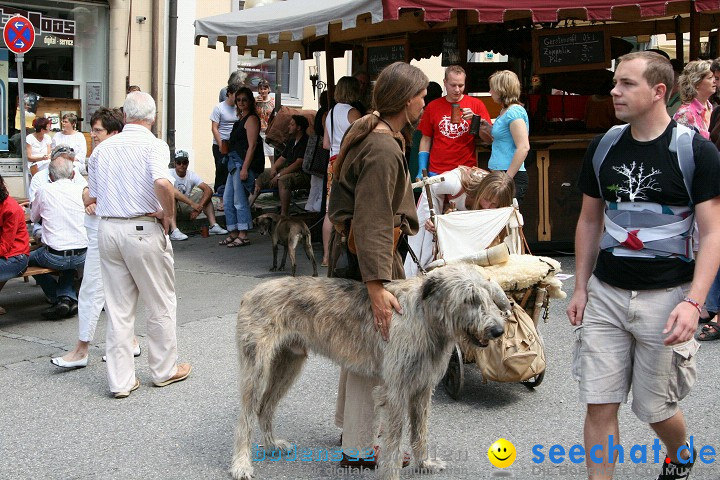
[195, 0, 720, 58]
[194, 0, 385, 57]
[384, 0, 720, 23]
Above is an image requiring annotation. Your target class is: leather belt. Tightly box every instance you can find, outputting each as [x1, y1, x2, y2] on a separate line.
[47, 247, 87, 257]
[104, 215, 158, 223]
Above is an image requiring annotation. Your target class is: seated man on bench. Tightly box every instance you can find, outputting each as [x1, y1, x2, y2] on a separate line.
[250, 115, 311, 216]
[167, 150, 228, 241]
[29, 146, 88, 320]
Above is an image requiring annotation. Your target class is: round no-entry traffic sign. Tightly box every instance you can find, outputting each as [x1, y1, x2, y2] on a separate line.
[3, 15, 35, 54]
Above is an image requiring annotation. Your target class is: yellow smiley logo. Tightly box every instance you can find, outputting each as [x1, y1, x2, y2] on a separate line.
[488, 438, 516, 468]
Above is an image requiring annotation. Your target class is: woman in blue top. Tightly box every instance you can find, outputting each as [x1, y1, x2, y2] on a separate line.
[482, 70, 530, 203]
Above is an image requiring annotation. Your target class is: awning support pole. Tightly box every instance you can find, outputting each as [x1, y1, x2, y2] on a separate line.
[690, 5, 699, 60]
[675, 16, 684, 64]
[457, 10, 468, 69]
[325, 36, 335, 105]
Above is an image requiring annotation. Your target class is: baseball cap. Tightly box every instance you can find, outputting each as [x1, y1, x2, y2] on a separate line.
[174, 150, 189, 161]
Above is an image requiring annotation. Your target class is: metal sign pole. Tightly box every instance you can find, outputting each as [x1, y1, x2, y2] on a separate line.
[16, 53, 29, 198]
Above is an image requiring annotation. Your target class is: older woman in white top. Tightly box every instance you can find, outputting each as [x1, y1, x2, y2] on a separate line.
[52, 113, 88, 173]
[26, 117, 52, 175]
[321, 76, 362, 267]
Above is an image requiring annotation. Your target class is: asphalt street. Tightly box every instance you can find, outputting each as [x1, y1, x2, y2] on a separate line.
[1, 232, 719, 480]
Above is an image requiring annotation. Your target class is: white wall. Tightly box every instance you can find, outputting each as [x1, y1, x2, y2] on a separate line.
[174, 0, 197, 167]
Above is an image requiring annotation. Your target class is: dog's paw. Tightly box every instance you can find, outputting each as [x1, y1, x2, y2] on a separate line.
[278, 266, 285, 271]
[416, 458, 446, 474]
[269, 267, 277, 272]
[312, 272, 318, 277]
[265, 439, 294, 454]
[229, 460, 254, 480]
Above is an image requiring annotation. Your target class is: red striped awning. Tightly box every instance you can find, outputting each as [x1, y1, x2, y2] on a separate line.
[383, 0, 720, 23]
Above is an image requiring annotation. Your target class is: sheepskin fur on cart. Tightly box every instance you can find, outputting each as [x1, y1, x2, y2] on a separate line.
[477, 254, 565, 300]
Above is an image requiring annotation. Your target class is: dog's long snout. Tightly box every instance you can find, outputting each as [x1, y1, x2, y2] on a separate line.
[489, 325, 504, 339]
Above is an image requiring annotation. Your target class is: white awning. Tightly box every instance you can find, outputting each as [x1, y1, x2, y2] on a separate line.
[194, 0, 384, 57]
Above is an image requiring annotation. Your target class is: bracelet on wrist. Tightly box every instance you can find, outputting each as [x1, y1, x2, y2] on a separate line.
[682, 296, 702, 314]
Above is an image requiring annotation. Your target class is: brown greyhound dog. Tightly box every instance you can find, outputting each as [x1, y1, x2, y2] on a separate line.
[253, 213, 318, 277]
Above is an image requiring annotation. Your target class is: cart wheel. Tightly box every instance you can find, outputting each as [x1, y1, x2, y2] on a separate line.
[522, 369, 545, 389]
[443, 345, 464, 400]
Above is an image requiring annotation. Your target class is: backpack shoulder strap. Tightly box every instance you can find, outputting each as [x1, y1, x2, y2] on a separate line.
[670, 124, 696, 204]
[592, 124, 630, 199]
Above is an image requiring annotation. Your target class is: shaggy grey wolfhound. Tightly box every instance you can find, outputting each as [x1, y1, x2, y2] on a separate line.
[230, 263, 510, 480]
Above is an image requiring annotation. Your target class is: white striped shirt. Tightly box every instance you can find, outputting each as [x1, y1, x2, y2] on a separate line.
[88, 124, 170, 218]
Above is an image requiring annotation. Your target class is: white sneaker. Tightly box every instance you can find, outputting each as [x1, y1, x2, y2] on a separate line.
[208, 223, 229, 235]
[169, 228, 188, 241]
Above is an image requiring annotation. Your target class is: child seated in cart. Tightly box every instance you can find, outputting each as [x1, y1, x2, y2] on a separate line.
[404, 169, 515, 277]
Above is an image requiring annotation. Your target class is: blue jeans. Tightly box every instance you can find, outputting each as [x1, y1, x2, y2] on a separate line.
[0, 254, 29, 282]
[29, 247, 86, 302]
[706, 269, 720, 313]
[223, 151, 256, 232]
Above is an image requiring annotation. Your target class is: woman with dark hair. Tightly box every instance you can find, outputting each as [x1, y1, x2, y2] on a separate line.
[0, 174, 30, 315]
[26, 117, 52, 176]
[219, 87, 264, 248]
[328, 62, 427, 468]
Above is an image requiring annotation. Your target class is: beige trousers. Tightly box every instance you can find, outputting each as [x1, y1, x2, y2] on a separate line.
[98, 218, 178, 393]
[335, 368, 381, 455]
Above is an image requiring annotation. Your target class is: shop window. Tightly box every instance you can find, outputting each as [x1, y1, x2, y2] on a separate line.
[236, 51, 303, 106]
[1, 1, 108, 161]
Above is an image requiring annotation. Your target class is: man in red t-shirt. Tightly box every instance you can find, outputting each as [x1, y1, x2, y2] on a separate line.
[416, 65, 492, 179]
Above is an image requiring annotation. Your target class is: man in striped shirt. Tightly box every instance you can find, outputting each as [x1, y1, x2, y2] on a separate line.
[88, 92, 191, 399]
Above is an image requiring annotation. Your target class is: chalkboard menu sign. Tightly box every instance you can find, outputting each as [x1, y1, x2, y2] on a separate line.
[532, 27, 610, 74]
[366, 41, 406, 77]
[441, 33, 459, 66]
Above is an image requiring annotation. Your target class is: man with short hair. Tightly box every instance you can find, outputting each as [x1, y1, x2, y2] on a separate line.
[167, 150, 228, 240]
[88, 92, 191, 399]
[28, 147, 86, 241]
[251, 115, 311, 216]
[567, 51, 720, 480]
[416, 65, 492, 180]
[30, 147, 88, 320]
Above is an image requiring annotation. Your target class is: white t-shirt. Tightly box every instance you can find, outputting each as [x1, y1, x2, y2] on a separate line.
[52, 131, 88, 171]
[26, 133, 53, 171]
[168, 168, 203, 196]
[209, 101, 239, 144]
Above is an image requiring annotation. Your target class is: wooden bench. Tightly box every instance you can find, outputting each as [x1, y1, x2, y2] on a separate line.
[19, 266, 58, 283]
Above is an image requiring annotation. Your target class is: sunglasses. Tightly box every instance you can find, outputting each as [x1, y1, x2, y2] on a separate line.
[175, 159, 189, 165]
[236, 97, 250, 103]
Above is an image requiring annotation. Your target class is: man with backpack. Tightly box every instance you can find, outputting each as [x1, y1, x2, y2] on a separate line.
[567, 51, 720, 480]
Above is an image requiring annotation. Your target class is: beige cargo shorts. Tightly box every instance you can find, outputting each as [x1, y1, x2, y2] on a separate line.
[571, 275, 700, 423]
